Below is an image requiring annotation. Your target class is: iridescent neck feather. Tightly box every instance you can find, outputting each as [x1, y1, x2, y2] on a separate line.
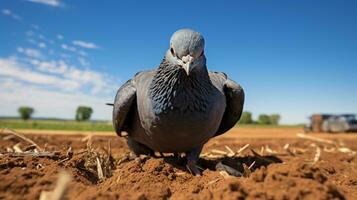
[149, 59, 213, 114]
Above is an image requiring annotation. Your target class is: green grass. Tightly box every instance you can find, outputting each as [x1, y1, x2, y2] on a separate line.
[0, 119, 114, 132]
[0, 118, 303, 132]
[236, 123, 303, 128]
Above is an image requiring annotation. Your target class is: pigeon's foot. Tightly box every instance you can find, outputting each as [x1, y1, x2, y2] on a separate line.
[127, 137, 154, 156]
[186, 160, 202, 176]
[186, 145, 204, 176]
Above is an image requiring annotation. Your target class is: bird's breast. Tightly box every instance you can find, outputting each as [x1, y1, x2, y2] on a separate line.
[139, 90, 226, 152]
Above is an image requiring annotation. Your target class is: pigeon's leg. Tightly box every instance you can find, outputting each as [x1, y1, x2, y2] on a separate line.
[127, 137, 154, 160]
[186, 145, 203, 176]
[173, 152, 181, 158]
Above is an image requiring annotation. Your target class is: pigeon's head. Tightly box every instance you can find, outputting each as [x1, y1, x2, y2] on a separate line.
[165, 29, 206, 75]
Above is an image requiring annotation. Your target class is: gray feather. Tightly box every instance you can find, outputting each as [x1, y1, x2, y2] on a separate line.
[210, 72, 245, 136]
[112, 79, 136, 136]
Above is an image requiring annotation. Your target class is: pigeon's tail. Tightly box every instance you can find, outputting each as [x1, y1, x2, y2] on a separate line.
[106, 103, 114, 106]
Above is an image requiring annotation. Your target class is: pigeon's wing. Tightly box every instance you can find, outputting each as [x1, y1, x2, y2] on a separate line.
[113, 79, 136, 136]
[210, 72, 245, 137]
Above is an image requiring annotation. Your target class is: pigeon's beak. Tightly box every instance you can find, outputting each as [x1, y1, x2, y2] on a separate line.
[181, 55, 194, 76]
[183, 62, 191, 76]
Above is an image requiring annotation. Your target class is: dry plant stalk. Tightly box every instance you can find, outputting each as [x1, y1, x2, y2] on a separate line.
[6, 147, 13, 153]
[206, 178, 220, 186]
[199, 152, 209, 157]
[260, 146, 265, 155]
[2, 135, 15, 141]
[82, 139, 115, 181]
[237, 144, 250, 155]
[211, 149, 228, 155]
[3, 151, 57, 157]
[313, 147, 321, 163]
[283, 143, 289, 149]
[200, 151, 225, 159]
[13, 143, 23, 153]
[225, 145, 235, 157]
[297, 133, 335, 145]
[248, 161, 256, 170]
[39, 171, 72, 200]
[219, 171, 231, 179]
[207, 154, 225, 159]
[5, 128, 43, 151]
[175, 172, 186, 176]
[265, 145, 277, 154]
[96, 156, 104, 181]
[283, 143, 295, 156]
[216, 162, 243, 177]
[81, 135, 92, 142]
[66, 147, 72, 157]
[338, 147, 356, 155]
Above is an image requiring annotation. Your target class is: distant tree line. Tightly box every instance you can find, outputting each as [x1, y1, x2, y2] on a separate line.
[17, 106, 279, 125]
[239, 111, 281, 125]
[17, 106, 93, 122]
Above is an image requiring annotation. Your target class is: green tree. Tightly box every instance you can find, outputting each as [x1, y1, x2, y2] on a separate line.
[75, 106, 93, 121]
[269, 114, 281, 125]
[18, 106, 34, 120]
[239, 111, 253, 124]
[258, 114, 271, 125]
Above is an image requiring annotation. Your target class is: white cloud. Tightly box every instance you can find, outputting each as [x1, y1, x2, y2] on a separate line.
[17, 47, 44, 59]
[66, 68, 109, 94]
[2, 9, 11, 15]
[27, 58, 114, 94]
[72, 40, 99, 49]
[0, 78, 112, 120]
[0, 58, 80, 90]
[27, 0, 62, 7]
[0, 57, 117, 96]
[0, 56, 116, 119]
[31, 59, 68, 74]
[38, 42, 46, 48]
[78, 57, 90, 67]
[61, 44, 77, 52]
[57, 34, 64, 40]
[2, 9, 22, 21]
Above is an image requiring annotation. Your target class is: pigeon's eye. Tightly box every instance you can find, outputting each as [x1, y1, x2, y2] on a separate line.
[170, 48, 175, 56]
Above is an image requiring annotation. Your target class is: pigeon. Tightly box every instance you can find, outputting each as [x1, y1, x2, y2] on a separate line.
[112, 29, 244, 175]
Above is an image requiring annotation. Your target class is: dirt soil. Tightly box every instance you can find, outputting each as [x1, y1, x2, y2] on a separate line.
[0, 128, 356, 200]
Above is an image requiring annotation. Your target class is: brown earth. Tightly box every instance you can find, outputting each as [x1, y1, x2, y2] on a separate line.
[0, 127, 356, 200]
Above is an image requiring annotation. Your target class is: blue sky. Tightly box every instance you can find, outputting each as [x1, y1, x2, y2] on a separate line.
[0, 0, 356, 124]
